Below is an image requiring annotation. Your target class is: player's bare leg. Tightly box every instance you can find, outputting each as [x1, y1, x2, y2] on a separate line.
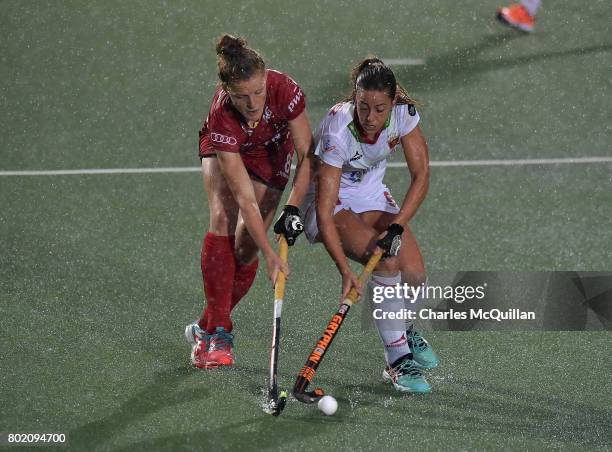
[203, 157, 240, 236]
[233, 179, 283, 265]
[329, 209, 399, 273]
[359, 210, 426, 286]
[230, 180, 283, 314]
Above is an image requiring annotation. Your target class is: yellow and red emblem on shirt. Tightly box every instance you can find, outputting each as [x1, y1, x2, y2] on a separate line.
[387, 134, 400, 149]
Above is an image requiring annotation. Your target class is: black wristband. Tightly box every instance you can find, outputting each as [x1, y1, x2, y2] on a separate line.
[376, 223, 404, 257]
[386, 223, 404, 236]
[283, 204, 301, 216]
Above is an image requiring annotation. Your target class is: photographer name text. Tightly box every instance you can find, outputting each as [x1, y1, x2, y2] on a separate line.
[372, 308, 536, 322]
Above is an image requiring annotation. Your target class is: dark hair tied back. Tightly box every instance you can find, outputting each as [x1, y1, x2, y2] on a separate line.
[216, 34, 265, 88]
[353, 58, 397, 99]
[216, 34, 247, 58]
[347, 57, 417, 105]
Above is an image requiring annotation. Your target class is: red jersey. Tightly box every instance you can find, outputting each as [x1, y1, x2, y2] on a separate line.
[199, 69, 306, 189]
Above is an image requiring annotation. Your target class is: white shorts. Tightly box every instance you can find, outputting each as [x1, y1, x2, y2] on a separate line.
[301, 184, 400, 244]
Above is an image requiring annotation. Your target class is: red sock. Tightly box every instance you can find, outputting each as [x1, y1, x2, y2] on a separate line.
[198, 233, 235, 333]
[230, 259, 259, 311]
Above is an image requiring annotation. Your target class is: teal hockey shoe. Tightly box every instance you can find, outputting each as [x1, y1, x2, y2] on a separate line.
[383, 355, 431, 393]
[407, 328, 439, 369]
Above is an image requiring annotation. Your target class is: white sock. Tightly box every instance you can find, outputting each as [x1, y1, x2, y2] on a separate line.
[369, 273, 410, 366]
[403, 278, 427, 332]
[520, 0, 541, 16]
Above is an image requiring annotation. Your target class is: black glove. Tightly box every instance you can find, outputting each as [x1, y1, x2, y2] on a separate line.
[273, 205, 304, 246]
[376, 223, 404, 258]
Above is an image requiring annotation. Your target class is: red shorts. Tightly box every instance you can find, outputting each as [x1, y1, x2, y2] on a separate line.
[202, 139, 294, 191]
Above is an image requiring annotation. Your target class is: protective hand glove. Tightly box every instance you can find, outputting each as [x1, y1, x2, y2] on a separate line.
[376, 223, 404, 258]
[273, 205, 304, 246]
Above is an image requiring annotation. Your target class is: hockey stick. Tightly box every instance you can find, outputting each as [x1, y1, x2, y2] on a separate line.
[293, 248, 383, 403]
[263, 236, 289, 416]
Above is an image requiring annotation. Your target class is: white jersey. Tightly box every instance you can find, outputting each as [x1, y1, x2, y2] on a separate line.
[314, 101, 420, 196]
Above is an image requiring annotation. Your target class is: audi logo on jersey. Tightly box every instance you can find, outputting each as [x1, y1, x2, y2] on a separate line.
[210, 133, 238, 145]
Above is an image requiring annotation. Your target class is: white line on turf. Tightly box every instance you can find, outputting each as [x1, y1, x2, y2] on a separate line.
[382, 58, 427, 66]
[424, 157, 612, 167]
[0, 157, 611, 177]
[0, 167, 199, 176]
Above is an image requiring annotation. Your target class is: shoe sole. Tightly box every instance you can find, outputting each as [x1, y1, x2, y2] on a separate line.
[195, 361, 219, 369]
[382, 370, 432, 394]
[496, 12, 534, 32]
[195, 360, 234, 369]
[203, 352, 235, 369]
[186, 324, 200, 367]
[191, 349, 234, 370]
[189, 338, 205, 367]
[185, 323, 198, 346]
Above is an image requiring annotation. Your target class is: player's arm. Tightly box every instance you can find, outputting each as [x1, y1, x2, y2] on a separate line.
[316, 162, 361, 300]
[286, 111, 315, 208]
[215, 151, 289, 282]
[273, 111, 314, 246]
[394, 125, 430, 226]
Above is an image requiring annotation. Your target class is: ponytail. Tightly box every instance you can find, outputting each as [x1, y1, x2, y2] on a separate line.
[345, 57, 417, 105]
[216, 34, 265, 88]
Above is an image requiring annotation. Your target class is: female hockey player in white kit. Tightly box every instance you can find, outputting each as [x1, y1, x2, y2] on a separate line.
[302, 58, 439, 393]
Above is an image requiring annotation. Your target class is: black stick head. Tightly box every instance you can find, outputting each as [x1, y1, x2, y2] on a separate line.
[293, 387, 324, 404]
